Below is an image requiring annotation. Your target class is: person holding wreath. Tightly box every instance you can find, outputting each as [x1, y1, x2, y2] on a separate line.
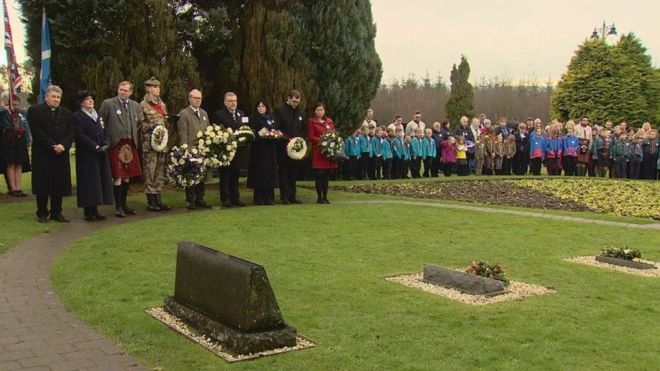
[307, 102, 337, 204]
[73, 90, 113, 221]
[247, 100, 279, 205]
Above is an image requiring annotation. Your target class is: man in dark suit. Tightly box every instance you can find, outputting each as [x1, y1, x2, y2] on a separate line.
[212, 92, 247, 207]
[99, 81, 142, 217]
[178, 89, 211, 209]
[273, 90, 304, 204]
[27, 85, 74, 223]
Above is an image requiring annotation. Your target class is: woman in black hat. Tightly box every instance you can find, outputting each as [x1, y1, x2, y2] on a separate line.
[73, 90, 113, 221]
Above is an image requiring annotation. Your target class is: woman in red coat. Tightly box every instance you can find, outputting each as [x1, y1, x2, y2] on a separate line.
[307, 102, 337, 204]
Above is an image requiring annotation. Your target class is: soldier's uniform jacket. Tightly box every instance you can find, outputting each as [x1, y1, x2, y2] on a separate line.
[140, 93, 168, 152]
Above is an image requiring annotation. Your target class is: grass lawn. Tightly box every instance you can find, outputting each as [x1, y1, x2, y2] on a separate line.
[51, 188, 660, 370]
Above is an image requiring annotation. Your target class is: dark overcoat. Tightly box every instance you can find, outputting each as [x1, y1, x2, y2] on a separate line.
[212, 108, 248, 170]
[73, 110, 113, 207]
[28, 103, 74, 196]
[247, 113, 279, 188]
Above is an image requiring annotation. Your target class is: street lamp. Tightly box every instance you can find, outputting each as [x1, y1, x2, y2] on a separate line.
[590, 20, 617, 40]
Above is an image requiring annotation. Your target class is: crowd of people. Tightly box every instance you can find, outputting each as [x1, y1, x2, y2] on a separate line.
[1, 81, 658, 224]
[339, 111, 660, 181]
[0, 80, 339, 223]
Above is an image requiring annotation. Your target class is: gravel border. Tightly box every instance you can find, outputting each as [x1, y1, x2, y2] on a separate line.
[146, 307, 315, 363]
[564, 256, 660, 277]
[385, 273, 555, 305]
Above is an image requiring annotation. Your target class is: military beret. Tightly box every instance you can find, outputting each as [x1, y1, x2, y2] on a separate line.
[144, 76, 161, 87]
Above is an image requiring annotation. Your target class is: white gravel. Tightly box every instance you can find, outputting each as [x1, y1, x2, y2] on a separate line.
[564, 256, 660, 277]
[385, 273, 555, 305]
[145, 307, 315, 363]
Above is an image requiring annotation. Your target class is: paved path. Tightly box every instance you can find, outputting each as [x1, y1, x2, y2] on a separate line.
[338, 200, 660, 230]
[0, 207, 174, 370]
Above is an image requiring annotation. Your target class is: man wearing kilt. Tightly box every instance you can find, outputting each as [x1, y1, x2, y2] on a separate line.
[99, 81, 142, 218]
[140, 77, 171, 212]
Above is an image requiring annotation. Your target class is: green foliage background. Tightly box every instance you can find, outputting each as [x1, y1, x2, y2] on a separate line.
[551, 34, 660, 125]
[19, 0, 383, 135]
[445, 56, 475, 125]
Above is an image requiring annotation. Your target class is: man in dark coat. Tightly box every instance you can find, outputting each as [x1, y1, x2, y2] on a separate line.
[212, 92, 247, 207]
[273, 90, 304, 204]
[28, 85, 74, 223]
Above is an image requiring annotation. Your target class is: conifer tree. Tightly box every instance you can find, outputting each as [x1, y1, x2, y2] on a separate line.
[445, 56, 475, 125]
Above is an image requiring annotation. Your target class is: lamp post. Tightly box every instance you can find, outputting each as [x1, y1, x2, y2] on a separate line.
[590, 20, 617, 40]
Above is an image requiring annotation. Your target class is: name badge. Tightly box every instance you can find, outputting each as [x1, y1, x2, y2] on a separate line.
[203, 116, 207, 121]
[241, 117, 249, 124]
[299, 116, 303, 121]
[116, 109, 122, 115]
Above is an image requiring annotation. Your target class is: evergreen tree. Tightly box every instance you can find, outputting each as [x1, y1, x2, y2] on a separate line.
[445, 56, 475, 125]
[20, 0, 201, 110]
[551, 36, 658, 126]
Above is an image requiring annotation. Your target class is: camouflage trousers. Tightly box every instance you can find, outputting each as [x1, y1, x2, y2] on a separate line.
[143, 151, 165, 194]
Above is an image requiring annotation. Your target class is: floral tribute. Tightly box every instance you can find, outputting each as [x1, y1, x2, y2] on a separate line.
[319, 131, 344, 160]
[197, 125, 238, 168]
[600, 247, 642, 262]
[166, 144, 206, 188]
[150, 125, 169, 152]
[233, 125, 255, 147]
[286, 137, 308, 160]
[466, 261, 510, 286]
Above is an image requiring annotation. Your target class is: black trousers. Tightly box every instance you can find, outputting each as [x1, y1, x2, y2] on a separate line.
[443, 162, 456, 177]
[382, 159, 392, 179]
[513, 152, 528, 175]
[642, 154, 658, 179]
[344, 156, 357, 180]
[399, 159, 410, 178]
[253, 187, 275, 204]
[359, 152, 369, 179]
[563, 157, 577, 176]
[219, 166, 240, 204]
[185, 183, 206, 203]
[391, 158, 399, 179]
[529, 158, 542, 175]
[411, 157, 422, 178]
[36, 195, 63, 218]
[629, 158, 642, 179]
[423, 158, 432, 177]
[278, 161, 299, 202]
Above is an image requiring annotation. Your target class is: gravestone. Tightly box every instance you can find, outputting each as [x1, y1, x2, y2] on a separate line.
[595, 255, 656, 270]
[164, 241, 297, 355]
[423, 264, 507, 296]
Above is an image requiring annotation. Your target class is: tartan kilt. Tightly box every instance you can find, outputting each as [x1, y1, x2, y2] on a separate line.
[108, 139, 142, 178]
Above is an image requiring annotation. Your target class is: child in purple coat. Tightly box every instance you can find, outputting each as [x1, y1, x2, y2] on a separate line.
[441, 136, 458, 177]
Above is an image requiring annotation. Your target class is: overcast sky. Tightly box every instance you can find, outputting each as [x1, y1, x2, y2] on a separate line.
[371, 0, 660, 84]
[3, 0, 659, 86]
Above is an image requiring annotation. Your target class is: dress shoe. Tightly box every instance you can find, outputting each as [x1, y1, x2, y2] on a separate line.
[195, 200, 212, 209]
[123, 206, 136, 215]
[316, 199, 325, 204]
[11, 190, 27, 197]
[115, 208, 126, 218]
[94, 213, 106, 221]
[51, 214, 70, 223]
[37, 216, 48, 223]
[186, 202, 197, 210]
[323, 198, 330, 204]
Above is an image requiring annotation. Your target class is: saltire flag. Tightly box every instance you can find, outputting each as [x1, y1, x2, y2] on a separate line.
[3, 0, 22, 114]
[39, 5, 51, 103]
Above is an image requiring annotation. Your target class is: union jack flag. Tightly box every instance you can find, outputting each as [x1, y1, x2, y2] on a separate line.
[3, 0, 22, 114]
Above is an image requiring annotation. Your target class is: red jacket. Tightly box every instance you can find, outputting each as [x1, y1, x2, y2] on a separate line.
[307, 117, 338, 170]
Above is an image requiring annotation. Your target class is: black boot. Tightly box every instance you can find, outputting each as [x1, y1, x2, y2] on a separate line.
[147, 194, 161, 211]
[155, 194, 170, 211]
[83, 207, 94, 221]
[113, 185, 125, 218]
[122, 183, 136, 215]
[93, 206, 106, 220]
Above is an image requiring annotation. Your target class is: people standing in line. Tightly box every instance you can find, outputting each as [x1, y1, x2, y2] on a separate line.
[213, 92, 248, 208]
[140, 77, 171, 212]
[405, 111, 425, 136]
[177, 89, 211, 210]
[73, 90, 113, 221]
[0, 93, 30, 197]
[273, 90, 304, 204]
[307, 102, 337, 204]
[99, 81, 142, 218]
[27, 85, 74, 223]
[247, 100, 279, 205]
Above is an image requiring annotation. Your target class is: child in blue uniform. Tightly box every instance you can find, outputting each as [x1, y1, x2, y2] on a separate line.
[421, 128, 436, 177]
[382, 131, 394, 179]
[357, 126, 371, 180]
[410, 128, 424, 178]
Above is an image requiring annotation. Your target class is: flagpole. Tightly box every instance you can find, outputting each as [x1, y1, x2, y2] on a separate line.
[39, 4, 51, 103]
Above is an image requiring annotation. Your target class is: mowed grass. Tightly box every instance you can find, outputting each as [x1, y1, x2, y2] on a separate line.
[51, 199, 660, 370]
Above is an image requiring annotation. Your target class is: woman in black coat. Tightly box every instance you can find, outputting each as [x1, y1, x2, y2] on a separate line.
[73, 91, 113, 221]
[247, 100, 279, 205]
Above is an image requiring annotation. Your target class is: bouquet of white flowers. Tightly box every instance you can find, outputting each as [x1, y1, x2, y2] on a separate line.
[196, 125, 238, 168]
[258, 127, 284, 140]
[233, 125, 255, 147]
[150, 124, 169, 152]
[287, 137, 308, 160]
[319, 131, 345, 161]
[165, 144, 206, 188]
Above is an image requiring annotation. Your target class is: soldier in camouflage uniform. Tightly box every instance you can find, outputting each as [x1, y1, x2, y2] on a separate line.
[140, 77, 170, 211]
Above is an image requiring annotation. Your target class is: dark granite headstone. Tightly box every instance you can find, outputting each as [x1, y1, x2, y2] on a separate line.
[595, 256, 657, 270]
[423, 264, 507, 296]
[164, 241, 297, 355]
